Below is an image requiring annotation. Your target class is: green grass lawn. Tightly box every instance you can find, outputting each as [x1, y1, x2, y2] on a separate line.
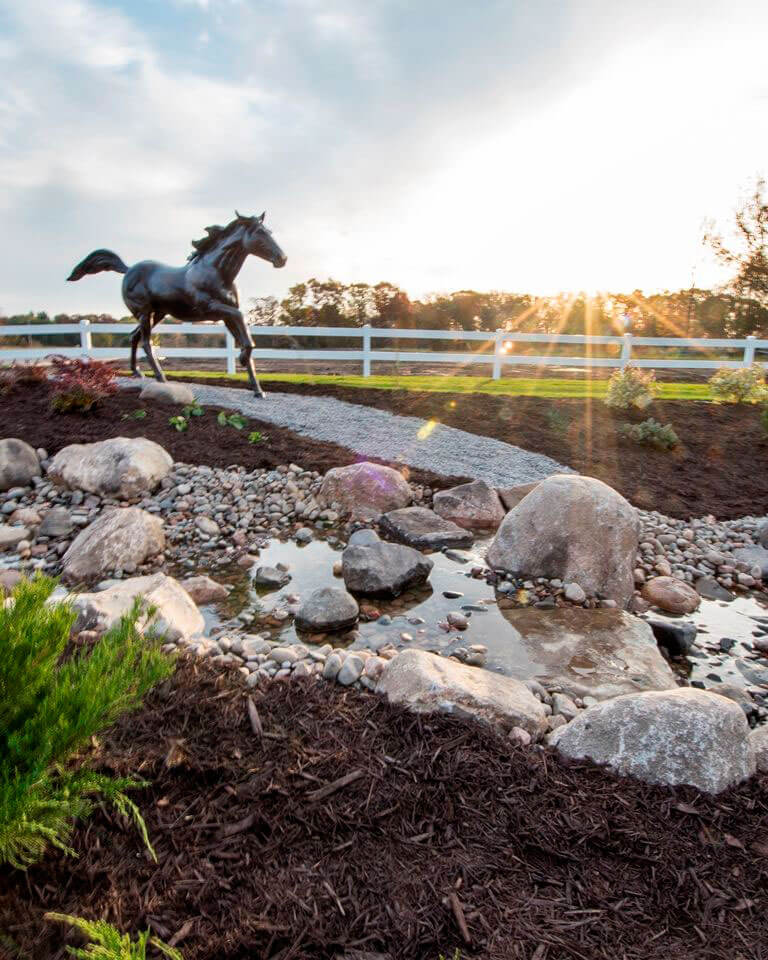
[164, 370, 712, 401]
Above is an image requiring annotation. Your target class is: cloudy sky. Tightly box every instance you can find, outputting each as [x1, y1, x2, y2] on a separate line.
[1, 0, 766, 317]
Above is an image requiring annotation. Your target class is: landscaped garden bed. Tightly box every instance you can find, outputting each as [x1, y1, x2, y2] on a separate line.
[170, 373, 768, 519]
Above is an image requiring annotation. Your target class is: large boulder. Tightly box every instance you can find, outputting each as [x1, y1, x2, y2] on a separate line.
[549, 688, 755, 794]
[71, 573, 204, 642]
[641, 576, 700, 614]
[48, 437, 172, 499]
[139, 380, 196, 405]
[0, 438, 40, 491]
[342, 540, 434, 597]
[502, 607, 678, 700]
[295, 586, 359, 633]
[318, 462, 411, 520]
[380, 506, 473, 550]
[432, 479, 505, 532]
[62, 507, 165, 583]
[487, 475, 639, 605]
[377, 649, 548, 736]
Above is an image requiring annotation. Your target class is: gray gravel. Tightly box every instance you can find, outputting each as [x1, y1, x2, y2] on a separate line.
[171, 382, 574, 486]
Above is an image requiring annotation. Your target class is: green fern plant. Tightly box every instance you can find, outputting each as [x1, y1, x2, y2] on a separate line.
[0, 575, 174, 869]
[45, 914, 183, 960]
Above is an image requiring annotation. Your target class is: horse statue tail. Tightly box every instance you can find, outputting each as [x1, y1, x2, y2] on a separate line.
[67, 249, 129, 281]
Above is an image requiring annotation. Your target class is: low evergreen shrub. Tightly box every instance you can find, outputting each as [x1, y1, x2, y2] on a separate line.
[604, 366, 657, 410]
[618, 418, 680, 450]
[0, 575, 174, 869]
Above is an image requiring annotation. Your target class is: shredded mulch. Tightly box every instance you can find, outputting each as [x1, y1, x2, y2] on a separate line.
[178, 376, 768, 520]
[0, 384, 457, 491]
[2, 659, 767, 960]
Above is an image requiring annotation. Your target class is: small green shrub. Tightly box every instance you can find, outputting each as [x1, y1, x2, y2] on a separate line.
[604, 366, 657, 410]
[0, 576, 174, 869]
[247, 430, 268, 445]
[45, 914, 183, 960]
[217, 411, 247, 430]
[168, 416, 188, 432]
[181, 403, 203, 418]
[708, 364, 768, 403]
[545, 408, 569, 434]
[619, 417, 680, 450]
[121, 409, 147, 421]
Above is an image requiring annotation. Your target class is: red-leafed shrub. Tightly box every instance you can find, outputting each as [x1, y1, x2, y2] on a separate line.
[49, 356, 118, 413]
[0, 362, 49, 395]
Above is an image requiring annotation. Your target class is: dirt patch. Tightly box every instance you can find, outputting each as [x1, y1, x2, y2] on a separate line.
[0, 384, 459, 491]
[1, 658, 766, 960]
[175, 376, 768, 520]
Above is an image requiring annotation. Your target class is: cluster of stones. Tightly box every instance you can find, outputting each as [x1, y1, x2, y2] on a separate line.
[3, 433, 768, 795]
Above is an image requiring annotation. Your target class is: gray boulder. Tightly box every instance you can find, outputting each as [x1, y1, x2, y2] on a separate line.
[62, 507, 165, 583]
[342, 540, 434, 597]
[48, 437, 172, 499]
[179, 574, 229, 604]
[433, 479, 506, 532]
[487, 475, 639, 605]
[380, 506, 473, 550]
[71, 573, 204, 642]
[759, 520, 768, 550]
[734, 545, 768, 578]
[549, 688, 755, 794]
[0, 525, 30, 552]
[348, 528, 380, 547]
[295, 586, 359, 633]
[253, 565, 291, 588]
[750, 724, 768, 773]
[497, 481, 539, 512]
[377, 649, 548, 736]
[139, 380, 196, 405]
[0, 438, 40, 491]
[318, 462, 411, 520]
[0, 569, 23, 594]
[38, 506, 74, 539]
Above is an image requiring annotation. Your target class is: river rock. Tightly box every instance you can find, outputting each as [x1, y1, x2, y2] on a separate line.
[377, 648, 547, 735]
[71, 573, 204, 642]
[641, 576, 700, 614]
[0, 569, 23, 594]
[179, 574, 229, 604]
[487, 475, 639, 605]
[295, 586, 359, 632]
[549, 688, 755, 794]
[0, 438, 40, 491]
[348, 528, 380, 547]
[695, 576, 735, 602]
[0, 524, 30, 552]
[48, 437, 172, 499]
[497, 482, 539, 511]
[61, 507, 165, 583]
[318, 462, 411, 520]
[38, 506, 74, 539]
[734, 545, 768, 579]
[648, 619, 697, 657]
[433, 479, 505, 532]
[139, 380, 196, 405]
[254, 565, 291, 588]
[759, 521, 768, 550]
[501, 607, 678, 700]
[342, 540, 434, 597]
[379, 506, 473, 550]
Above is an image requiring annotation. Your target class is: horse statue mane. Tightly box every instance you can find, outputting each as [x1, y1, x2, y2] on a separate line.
[187, 211, 257, 262]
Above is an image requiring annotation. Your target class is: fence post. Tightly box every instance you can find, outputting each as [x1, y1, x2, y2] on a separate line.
[362, 324, 371, 377]
[620, 333, 633, 369]
[226, 327, 237, 375]
[743, 335, 756, 367]
[79, 319, 92, 358]
[492, 329, 504, 380]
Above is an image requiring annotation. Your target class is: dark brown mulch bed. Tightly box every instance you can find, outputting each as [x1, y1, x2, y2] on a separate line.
[0, 384, 457, 491]
[2, 659, 767, 960]
[176, 376, 768, 520]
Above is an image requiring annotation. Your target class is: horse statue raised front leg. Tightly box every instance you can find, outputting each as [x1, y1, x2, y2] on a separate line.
[66, 211, 287, 398]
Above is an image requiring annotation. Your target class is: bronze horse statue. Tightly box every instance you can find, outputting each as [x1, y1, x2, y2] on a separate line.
[67, 212, 287, 397]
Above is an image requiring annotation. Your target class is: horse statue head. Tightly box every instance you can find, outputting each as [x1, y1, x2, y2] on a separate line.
[188, 211, 287, 268]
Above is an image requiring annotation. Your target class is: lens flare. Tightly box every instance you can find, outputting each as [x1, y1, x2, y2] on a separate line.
[417, 418, 438, 440]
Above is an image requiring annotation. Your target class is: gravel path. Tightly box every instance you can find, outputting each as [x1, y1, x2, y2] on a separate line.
[179, 382, 573, 486]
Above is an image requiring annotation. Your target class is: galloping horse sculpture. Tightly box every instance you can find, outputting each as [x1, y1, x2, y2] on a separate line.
[67, 212, 287, 397]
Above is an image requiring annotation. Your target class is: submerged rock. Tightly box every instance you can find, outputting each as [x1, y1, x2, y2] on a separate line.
[549, 688, 755, 794]
[179, 574, 229, 604]
[380, 506, 473, 550]
[342, 540, 433, 597]
[377, 648, 547, 736]
[295, 586, 359, 633]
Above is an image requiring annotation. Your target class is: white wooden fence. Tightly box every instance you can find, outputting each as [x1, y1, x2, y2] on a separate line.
[0, 320, 766, 378]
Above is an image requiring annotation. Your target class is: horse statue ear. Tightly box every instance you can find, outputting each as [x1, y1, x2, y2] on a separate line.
[260, 211, 266, 222]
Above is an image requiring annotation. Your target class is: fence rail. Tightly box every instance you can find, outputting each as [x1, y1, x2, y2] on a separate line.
[1, 320, 766, 378]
